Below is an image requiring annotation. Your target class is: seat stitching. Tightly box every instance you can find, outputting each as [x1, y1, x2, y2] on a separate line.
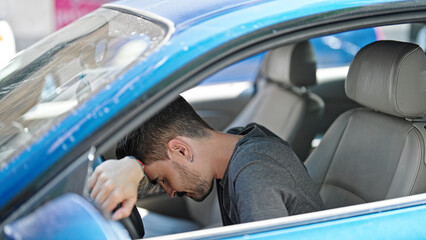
[405, 127, 422, 195]
[322, 182, 367, 203]
[319, 109, 359, 186]
[384, 126, 422, 198]
[393, 46, 420, 116]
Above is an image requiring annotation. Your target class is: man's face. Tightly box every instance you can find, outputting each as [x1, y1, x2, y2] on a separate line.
[145, 159, 213, 202]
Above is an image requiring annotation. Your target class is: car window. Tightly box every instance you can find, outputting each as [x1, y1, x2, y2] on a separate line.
[199, 27, 379, 86]
[200, 53, 265, 85]
[310, 27, 379, 68]
[0, 8, 167, 163]
[200, 24, 419, 87]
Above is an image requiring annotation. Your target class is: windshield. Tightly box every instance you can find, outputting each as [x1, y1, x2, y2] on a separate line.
[0, 8, 167, 164]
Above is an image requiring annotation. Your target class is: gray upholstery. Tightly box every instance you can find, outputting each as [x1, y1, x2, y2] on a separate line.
[263, 41, 317, 87]
[305, 41, 426, 209]
[228, 41, 324, 160]
[346, 40, 426, 118]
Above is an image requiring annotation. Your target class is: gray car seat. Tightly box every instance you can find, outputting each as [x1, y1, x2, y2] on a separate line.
[305, 40, 426, 209]
[227, 41, 324, 160]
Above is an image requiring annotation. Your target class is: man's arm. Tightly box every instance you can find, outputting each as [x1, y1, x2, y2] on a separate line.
[88, 157, 162, 220]
[233, 161, 291, 223]
[137, 175, 163, 199]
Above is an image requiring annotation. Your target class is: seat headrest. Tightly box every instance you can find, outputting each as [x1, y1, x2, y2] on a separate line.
[262, 41, 317, 87]
[346, 40, 426, 118]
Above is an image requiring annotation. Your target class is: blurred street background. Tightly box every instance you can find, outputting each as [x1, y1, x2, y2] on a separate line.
[0, 0, 113, 51]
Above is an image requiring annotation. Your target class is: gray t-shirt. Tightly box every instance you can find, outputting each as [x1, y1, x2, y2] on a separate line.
[217, 123, 324, 225]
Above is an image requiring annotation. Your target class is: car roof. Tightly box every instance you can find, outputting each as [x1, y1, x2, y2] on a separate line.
[107, 0, 402, 32]
[107, 0, 261, 31]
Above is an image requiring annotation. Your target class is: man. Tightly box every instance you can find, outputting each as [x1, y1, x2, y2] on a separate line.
[89, 96, 324, 225]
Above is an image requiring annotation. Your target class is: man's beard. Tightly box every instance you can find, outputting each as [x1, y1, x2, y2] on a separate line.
[172, 161, 214, 202]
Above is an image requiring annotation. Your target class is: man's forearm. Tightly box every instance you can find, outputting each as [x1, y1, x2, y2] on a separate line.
[137, 175, 164, 198]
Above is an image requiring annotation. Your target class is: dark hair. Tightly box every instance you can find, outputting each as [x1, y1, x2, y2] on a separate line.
[116, 96, 213, 165]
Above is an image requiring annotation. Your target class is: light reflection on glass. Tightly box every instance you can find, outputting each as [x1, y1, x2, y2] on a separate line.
[0, 8, 167, 164]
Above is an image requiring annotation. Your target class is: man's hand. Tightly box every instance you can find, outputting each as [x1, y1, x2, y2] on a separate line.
[88, 157, 144, 220]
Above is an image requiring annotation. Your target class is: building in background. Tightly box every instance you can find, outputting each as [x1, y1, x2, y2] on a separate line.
[0, 20, 15, 69]
[0, 0, 111, 53]
[55, 0, 113, 30]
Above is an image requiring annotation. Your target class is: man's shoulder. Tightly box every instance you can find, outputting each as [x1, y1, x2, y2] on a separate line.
[235, 133, 294, 160]
[230, 122, 290, 147]
[228, 123, 282, 140]
[229, 137, 297, 177]
[226, 122, 302, 181]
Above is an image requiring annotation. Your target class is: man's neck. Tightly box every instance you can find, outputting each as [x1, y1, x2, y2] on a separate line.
[208, 131, 242, 179]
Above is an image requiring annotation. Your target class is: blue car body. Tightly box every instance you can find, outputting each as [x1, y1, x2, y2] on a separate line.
[1, 0, 425, 239]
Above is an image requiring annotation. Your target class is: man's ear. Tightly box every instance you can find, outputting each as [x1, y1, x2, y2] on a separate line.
[167, 138, 193, 162]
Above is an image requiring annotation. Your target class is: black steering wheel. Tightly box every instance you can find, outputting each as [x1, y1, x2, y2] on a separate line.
[95, 155, 145, 239]
[119, 206, 145, 239]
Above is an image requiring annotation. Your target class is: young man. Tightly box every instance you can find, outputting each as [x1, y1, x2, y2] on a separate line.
[89, 96, 324, 224]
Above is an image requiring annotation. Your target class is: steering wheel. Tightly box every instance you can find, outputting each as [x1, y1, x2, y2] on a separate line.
[94, 155, 145, 239]
[119, 206, 145, 239]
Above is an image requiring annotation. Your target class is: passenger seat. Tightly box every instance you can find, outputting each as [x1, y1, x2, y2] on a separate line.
[305, 41, 426, 209]
[227, 41, 324, 160]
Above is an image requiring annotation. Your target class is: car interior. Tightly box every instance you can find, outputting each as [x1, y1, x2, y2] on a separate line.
[4, 8, 426, 239]
[305, 40, 426, 209]
[100, 22, 426, 238]
[226, 40, 323, 161]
